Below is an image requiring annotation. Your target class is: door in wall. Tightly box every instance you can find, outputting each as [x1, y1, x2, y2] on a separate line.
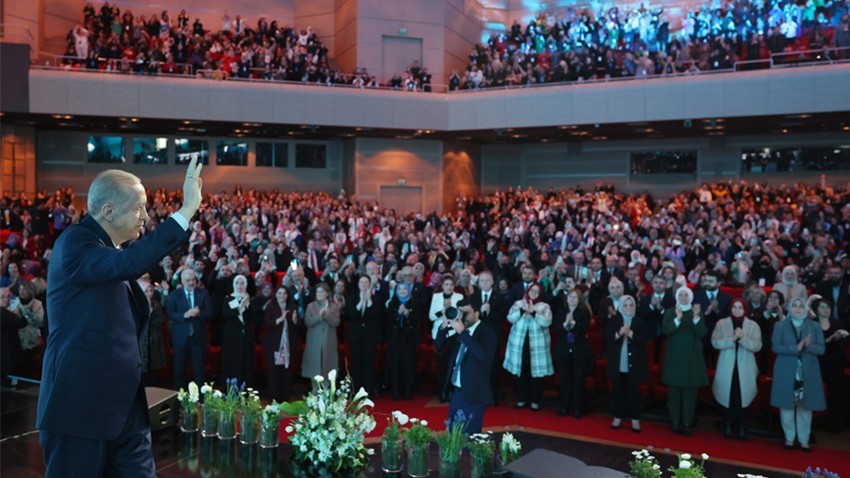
[380, 185, 423, 215]
[381, 36, 422, 83]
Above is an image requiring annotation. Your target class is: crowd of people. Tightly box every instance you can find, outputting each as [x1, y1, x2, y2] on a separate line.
[3, 179, 850, 449]
[452, 0, 850, 90]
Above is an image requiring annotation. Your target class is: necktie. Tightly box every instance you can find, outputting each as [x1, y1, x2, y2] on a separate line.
[452, 342, 467, 387]
[186, 290, 195, 336]
[484, 292, 489, 304]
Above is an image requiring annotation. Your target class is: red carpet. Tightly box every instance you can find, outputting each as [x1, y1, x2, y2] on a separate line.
[317, 396, 848, 476]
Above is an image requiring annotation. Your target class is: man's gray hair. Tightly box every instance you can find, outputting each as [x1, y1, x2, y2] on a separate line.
[87, 169, 142, 217]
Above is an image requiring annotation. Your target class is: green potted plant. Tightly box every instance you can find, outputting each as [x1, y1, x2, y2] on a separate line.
[404, 417, 432, 477]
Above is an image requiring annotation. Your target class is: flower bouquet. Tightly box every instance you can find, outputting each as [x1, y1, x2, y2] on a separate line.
[802, 467, 840, 478]
[287, 370, 376, 477]
[629, 449, 662, 478]
[668, 453, 708, 478]
[468, 433, 496, 478]
[199, 383, 221, 437]
[404, 417, 432, 477]
[177, 381, 200, 433]
[382, 411, 407, 473]
[495, 432, 521, 474]
[434, 410, 467, 478]
[239, 387, 262, 445]
[217, 378, 243, 440]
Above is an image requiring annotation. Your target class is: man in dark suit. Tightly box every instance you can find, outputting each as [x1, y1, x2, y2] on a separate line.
[166, 268, 213, 389]
[638, 275, 676, 362]
[692, 270, 732, 332]
[469, 271, 507, 403]
[815, 265, 849, 319]
[434, 297, 497, 434]
[37, 160, 202, 477]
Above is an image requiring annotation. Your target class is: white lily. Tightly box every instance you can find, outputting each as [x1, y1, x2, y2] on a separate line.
[314, 374, 325, 383]
[352, 387, 369, 402]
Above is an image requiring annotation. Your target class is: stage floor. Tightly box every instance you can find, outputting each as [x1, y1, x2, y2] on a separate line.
[1, 383, 807, 477]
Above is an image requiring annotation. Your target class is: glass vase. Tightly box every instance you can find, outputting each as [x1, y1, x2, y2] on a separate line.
[406, 443, 429, 477]
[200, 405, 218, 437]
[471, 455, 493, 478]
[438, 459, 461, 478]
[239, 413, 260, 445]
[180, 405, 199, 433]
[217, 410, 237, 440]
[258, 420, 279, 448]
[381, 436, 403, 473]
[492, 455, 510, 476]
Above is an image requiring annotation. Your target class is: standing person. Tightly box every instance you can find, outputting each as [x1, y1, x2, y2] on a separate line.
[469, 271, 508, 404]
[662, 286, 708, 436]
[264, 287, 300, 402]
[166, 268, 213, 389]
[429, 275, 464, 401]
[385, 282, 421, 400]
[605, 295, 649, 432]
[811, 298, 847, 432]
[15, 279, 46, 379]
[38, 159, 202, 477]
[504, 283, 553, 411]
[346, 275, 385, 395]
[220, 274, 254, 386]
[770, 297, 826, 451]
[138, 280, 168, 385]
[302, 283, 340, 389]
[555, 288, 591, 418]
[435, 297, 496, 434]
[711, 298, 762, 439]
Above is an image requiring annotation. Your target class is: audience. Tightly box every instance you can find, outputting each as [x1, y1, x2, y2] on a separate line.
[2, 177, 850, 448]
[457, 0, 846, 90]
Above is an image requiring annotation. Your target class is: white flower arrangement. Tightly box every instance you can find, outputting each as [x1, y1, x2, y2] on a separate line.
[668, 452, 707, 478]
[288, 370, 376, 475]
[177, 381, 200, 412]
[499, 432, 522, 464]
[629, 449, 662, 478]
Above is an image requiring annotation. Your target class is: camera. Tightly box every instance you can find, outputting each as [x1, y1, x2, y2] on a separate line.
[445, 306, 462, 321]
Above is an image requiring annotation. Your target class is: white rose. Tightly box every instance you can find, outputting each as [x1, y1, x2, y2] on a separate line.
[200, 384, 212, 394]
[681, 453, 691, 460]
[679, 461, 692, 469]
[397, 413, 409, 426]
[285, 426, 293, 433]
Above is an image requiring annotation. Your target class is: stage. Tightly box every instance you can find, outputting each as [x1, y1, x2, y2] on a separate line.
[0, 383, 840, 477]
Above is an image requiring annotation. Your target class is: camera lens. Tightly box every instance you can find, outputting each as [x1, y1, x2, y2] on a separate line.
[445, 307, 459, 321]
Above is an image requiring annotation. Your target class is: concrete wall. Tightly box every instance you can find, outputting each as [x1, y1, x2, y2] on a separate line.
[353, 137, 443, 213]
[480, 132, 850, 196]
[35, 130, 344, 200]
[29, 64, 850, 131]
[443, 0, 484, 79]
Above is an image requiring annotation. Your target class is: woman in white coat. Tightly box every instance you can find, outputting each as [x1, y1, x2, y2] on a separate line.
[429, 274, 464, 402]
[711, 298, 762, 440]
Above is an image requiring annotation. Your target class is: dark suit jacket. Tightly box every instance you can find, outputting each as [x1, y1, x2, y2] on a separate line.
[469, 287, 508, 343]
[692, 288, 732, 331]
[435, 322, 497, 405]
[638, 291, 675, 337]
[815, 281, 850, 318]
[346, 297, 386, 345]
[37, 215, 187, 440]
[604, 312, 649, 383]
[554, 304, 592, 363]
[165, 286, 213, 348]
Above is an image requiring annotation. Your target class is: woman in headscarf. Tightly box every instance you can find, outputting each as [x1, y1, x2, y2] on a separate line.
[770, 296, 825, 451]
[662, 286, 708, 436]
[773, 266, 807, 303]
[346, 275, 385, 395]
[302, 283, 340, 392]
[555, 288, 592, 418]
[711, 297, 762, 440]
[605, 294, 649, 432]
[386, 282, 421, 400]
[220, 274, 255, 386]
[263, 286, 300, 401]
[504, 282, 553, 411]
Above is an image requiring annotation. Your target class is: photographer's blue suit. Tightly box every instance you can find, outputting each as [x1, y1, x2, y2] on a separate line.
[37, 215, 187, 477]
[435, 321, 497, 434]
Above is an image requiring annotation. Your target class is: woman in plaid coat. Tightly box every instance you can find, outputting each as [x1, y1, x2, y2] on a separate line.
[504, 282, 554, 410]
